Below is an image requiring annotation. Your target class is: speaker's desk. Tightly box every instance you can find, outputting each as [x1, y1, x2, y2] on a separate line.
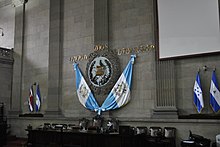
[26, 128, 175, 147]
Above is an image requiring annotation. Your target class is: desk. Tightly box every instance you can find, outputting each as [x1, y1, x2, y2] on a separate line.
[26, 129, 175, 147]
[0, 123, 7, 146]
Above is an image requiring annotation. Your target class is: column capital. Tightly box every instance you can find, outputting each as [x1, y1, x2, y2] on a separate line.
[12, 0, 27, 7]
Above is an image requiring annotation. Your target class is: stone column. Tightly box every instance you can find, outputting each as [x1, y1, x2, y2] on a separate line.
[153, 60, 178, 118]
[45, 0, 62, 116]
[93, 0, 109, 106]
[93, 0, 113, 117]
[9, 0, 26, 115]
[94, 0, 109, 45]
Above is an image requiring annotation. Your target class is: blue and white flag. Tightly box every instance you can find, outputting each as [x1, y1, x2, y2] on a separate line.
[35, 83, 41, 112]
[210, 71, 220, 112]
[193, 72, 204, 113]
[98, 55, 136, 115]
[73, 63, 100, 111]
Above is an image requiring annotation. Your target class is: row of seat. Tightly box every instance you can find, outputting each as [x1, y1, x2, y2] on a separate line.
[39, 122, 176, 139]
[119, 126, 176, 138]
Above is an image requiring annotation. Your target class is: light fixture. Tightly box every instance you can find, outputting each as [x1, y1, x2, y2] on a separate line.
[0, 28, 4, 36]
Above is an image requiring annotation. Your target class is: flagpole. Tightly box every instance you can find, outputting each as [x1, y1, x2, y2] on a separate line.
[32, 82, 38, 114]
[33, 83, 35, 113]
[210, 70, 220, 113]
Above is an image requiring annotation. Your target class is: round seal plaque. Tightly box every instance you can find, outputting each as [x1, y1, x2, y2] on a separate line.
[86, 49, 120, 95]
[88, 56, 112, 87]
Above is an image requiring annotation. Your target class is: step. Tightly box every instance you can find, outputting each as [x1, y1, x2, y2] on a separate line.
[4, 138, 27, 147]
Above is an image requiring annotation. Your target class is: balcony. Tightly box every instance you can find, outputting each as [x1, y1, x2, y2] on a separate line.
[0, 47, 13, 64]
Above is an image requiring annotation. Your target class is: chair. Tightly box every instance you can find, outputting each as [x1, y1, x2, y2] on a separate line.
[216, 134, 220, 147]
[79, 118, 89, 131]
[136, 126, 148, 135]
[147, 127, 163, 147]
[164, 127, 176, 138]
[181, 131, 211, 147]
[149, 127, 162, 137]
[162, 127, 176, 147]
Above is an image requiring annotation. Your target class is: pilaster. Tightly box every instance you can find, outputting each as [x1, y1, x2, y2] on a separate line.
[94, 0, 109, 45]
[153, 60, 178, 118]
[9, 1, 26, 115]
[45, 0, 62, 116]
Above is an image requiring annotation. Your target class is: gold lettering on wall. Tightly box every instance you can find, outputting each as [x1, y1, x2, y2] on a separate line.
[69, 55, 88, 62]
[94, 44, 108, 51]
[69, 44, 155, 62]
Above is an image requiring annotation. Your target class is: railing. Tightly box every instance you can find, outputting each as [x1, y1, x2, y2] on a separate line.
[0, 102, 6, 122]
[0, 102, 7, 146]
[0, 47, 13, 61]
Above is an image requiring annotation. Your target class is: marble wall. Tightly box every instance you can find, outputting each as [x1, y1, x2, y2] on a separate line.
[0, 5, 15, 49]
[0, 0, 219, 146]
[21, 0, 50, 113]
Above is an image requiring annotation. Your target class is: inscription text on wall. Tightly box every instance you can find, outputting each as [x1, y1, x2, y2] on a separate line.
[69, 44, 155, 62]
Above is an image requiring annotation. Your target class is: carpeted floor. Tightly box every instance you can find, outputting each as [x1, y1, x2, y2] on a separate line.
[3, 137, 27, 147]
